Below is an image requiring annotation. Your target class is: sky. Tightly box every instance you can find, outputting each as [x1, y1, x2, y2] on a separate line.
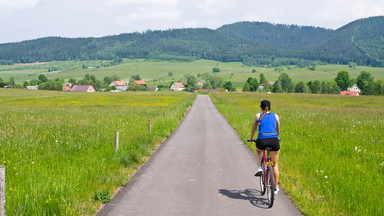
[0, 0, 384, 44]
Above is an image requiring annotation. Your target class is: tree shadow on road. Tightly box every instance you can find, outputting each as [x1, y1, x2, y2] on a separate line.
[218, 189, 270, 209]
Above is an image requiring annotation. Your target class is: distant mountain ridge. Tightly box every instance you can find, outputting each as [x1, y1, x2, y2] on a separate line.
[0, 16, 383, 67]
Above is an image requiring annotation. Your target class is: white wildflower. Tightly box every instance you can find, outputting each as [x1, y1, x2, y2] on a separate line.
[325, 176, 328, 179]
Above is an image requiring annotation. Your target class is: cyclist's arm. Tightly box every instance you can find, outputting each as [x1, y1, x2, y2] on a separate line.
[249, 113, 260, 140]
[275, 114, 280, 137]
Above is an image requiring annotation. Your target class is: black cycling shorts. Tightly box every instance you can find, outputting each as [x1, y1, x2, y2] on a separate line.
[256, 138, 280, 151]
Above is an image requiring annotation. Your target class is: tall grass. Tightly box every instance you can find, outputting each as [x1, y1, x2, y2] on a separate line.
[0, 89, 195, 215]
[210, 92, 384, 216]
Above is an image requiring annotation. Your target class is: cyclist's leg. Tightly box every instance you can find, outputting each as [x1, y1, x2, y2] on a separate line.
[270, 150, 279, 187]
[255, 148, 263, 167]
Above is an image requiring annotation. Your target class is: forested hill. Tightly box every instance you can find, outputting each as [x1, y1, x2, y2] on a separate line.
[0, 16, 383, 67]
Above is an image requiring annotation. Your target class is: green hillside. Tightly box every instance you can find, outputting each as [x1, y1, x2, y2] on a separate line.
[0, 16, 384, 67]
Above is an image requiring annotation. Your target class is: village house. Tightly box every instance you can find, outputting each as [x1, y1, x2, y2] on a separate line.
[133, 80, 147, 87]
[71, 85, 96, 92]
[197, 80, 205, 88]
[147, 87, 159, 92]
[110, 81, 128, 91]
[347, 84, 361, 93]
[25, 85, 38, 90]
[340, 91, 359, 96]
[63, 85, 71, 92]
[171, 82, 185, 91]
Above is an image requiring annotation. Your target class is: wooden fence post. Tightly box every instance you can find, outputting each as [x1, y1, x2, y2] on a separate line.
[115, 131, 119, 153]
[0, 166, 5, 216]
[148, 120, 151, 133]
[164, 111, 166, 118]
[171, 108, 173, 113]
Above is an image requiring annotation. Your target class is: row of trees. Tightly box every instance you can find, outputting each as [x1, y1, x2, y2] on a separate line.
[242, 71, 384, 96]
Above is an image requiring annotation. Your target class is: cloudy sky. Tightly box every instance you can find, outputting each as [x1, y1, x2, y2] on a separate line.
[0, 0, 383, 44]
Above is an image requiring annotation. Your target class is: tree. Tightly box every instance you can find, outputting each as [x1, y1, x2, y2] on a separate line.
[277, 73, 293, 93]
[259, 73, 266, 84]
[262, 80, 271, 92]
[349, 62, 357, 68]
[307, 80, 321, 94]
[272, 80, 283, 93]
[295, 81, 307, 93]
[187, 76, 197, 90]
[252, 69, 257, 73]
[242, 81, 250, 92]
[38, 74, 48, 83]
[131, 74, 141, 80]
[104, 76, 113, 85]
[356, 71, 374, 93]
[334, 71, 350, 91]
[23, 80, 30, 87]
[168, 72, 174, 77]
[112, 75, 121, 81]
[223, 81, 234, 91]
[202, 82, 212, 89]
[9, 77, 16, 88]
[246, 77, 259, 92]
[212, 67, 220, 73]
[128, 82, 145, 91]
[68, 78, 77, 86]
[209, 76, 223, 89]
[373, 80, 384, 96]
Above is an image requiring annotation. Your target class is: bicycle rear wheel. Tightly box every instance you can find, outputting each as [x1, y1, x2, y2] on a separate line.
[266, 165, 275, 208]
[259, 159, 266, 195]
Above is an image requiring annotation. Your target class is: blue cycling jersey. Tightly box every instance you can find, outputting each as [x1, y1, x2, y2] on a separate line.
[257, 113, 279, 139]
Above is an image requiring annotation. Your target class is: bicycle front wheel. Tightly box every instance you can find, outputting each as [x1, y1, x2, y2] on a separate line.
[266, 165, 275, 208]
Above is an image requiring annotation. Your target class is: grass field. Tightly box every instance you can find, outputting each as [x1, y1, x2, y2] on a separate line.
[0, 89, 195, 215]
[210, 92, 384, 216]
[1, 59, 384, 89]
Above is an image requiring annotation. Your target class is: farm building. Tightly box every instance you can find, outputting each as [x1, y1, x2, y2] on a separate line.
[25, 85, 38, 90]
[71, 85, 96, 92]
[133, 80, 147, 87]
[110, 81, 128, 91]
[147, 87, 159, 91]
[171, 82, 185, 91]
[340, 91, 359, 96]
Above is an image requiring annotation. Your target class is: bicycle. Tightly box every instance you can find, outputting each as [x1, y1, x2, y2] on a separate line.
[248, 140, 277, 208]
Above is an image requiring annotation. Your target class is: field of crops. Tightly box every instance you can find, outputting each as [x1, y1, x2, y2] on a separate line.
[0, 89, 194, 215]
[210, 93, 384, 215]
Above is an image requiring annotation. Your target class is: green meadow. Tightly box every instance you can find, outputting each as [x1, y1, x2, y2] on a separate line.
[210, 92, 384, 216]
[1, 59, 384, 89]
[0, 89, 194, 215]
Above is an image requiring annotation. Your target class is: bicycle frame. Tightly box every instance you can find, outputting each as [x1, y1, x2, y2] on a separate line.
[263, 149, 274, 185]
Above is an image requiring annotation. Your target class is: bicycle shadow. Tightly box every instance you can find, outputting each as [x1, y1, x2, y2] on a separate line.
[218, 188, 270, 209]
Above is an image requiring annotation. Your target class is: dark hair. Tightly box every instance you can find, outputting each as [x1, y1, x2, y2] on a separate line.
[258, 100, 271, 125]
[260, 100, 271, 111]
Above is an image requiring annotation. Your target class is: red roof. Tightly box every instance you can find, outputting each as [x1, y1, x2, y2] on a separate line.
[173, 82, 185, 88]
[71, 85, 96, 92]
[134, 80, 147, 85]
[340, 91, 359, 96]
[113, 81, 126, 86]
[63, 86, 71, 91]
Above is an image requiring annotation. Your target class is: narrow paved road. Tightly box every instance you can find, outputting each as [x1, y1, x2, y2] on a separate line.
[98, 95, 301, 216]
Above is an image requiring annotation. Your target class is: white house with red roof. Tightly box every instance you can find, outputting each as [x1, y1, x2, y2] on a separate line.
[110, 81, 128, 91]
[171, 82, 185, 91]
[347, 84, 361, 93]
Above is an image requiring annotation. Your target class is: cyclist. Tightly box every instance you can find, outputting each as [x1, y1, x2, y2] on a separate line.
[248, 100, 280, 194]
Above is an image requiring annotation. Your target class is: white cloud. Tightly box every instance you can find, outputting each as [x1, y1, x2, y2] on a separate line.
[0, 0, 41, 9]
[116, 7, 181, 26]
[196, 0, 234, 14]
[106, 0, 178, 7]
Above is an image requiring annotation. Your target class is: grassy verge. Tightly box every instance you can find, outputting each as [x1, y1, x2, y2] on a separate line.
[210, 92, 384, 216]
[0, 89, 195, 215]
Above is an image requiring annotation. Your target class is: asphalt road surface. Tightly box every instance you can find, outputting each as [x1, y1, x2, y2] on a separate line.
[98, 95, 301, 216]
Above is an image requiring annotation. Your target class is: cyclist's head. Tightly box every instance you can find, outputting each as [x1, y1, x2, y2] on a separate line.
[260, 100, 271, 111]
